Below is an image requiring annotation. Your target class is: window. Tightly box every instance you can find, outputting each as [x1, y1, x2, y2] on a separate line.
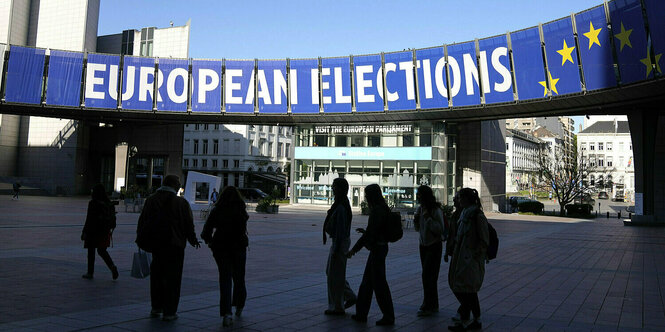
[195, 124, 200, 130]
[598, 142, 604, 151]
[619, 142, 624, 151]
[202, 159, 208, 168]
[598, 156, 604, 167]
[402, 134, 414, 147]
[368, 135, 380, 147]
[214, 124, 219, 130]
[285, 143, 290, 158]
[314, 135, 327, 147]
[590, 174, 595, 186]
[193, 159, 198, 167]
[203, 140, 208, 154]
[193, 140, 199, 154]
[606, 142, 612, 151]
[183, 159, 189, 167]
[184, 139, 190, 152]
[619, 156, 624, 167]
[139, 27, 154, 56]
[223, 160, 229, 168]
[581, 143, 586, 151]
[589, 143, 595, 151]
[335, 136, 348, 147]
[223, 139, 230, 154]
[278, 143, 283, 157]
[607, 156, 613, 167]
[268, 142, 273, 156]
[213, 140, 219, 154]
[212, 159, 218, 168]
[204, 124, 209, 130]
[248, 140, 254, 155]
[234, 160, 240, 168]
[506, 143, 509, 151]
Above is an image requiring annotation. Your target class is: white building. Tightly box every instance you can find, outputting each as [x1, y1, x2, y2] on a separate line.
[182, 124, 292, 198]
[505, 129, 541, 193]
[577, 120, 634, 201]
[97, 21, 190, 58]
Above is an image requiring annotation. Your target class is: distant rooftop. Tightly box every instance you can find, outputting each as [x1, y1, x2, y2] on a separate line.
[579, 121, 630, 134]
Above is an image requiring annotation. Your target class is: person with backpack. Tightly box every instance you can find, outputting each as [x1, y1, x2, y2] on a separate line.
[413, 185, 446, 317]
[446, 188, 489, 331]
[81, 183, 118, 280]
[136, 175, 200, 321]
[201, 186, 249, 327]
[346, 184, 395, 326]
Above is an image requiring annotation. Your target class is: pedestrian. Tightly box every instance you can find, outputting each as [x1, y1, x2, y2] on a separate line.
[12, 181, 21, 200]
[81, 183, 118, 280]
[211, 188, 219, 204]
[201, 186, 249, 327]
[347, 184, 395, 326]
[446, 188, 489, 331]
[136, 175, 200, 322]
[413, 185, 446, 317]
[323, 178, 357, 316]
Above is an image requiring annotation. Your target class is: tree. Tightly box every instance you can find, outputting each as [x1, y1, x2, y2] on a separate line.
[537, 143, 589, 216]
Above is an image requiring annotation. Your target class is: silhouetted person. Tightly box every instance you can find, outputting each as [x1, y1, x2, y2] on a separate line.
[447, 188, 489, 331]
[81, 183, 118, 280]
[12, 182, 21, 200]
[413, 185, 445, 317]
[347, 184, 395, 326]
[137, 175, 200, 321]
[201, 186, 249, 327]
[323, 178, 357, 315]
[211, 188, 219, 204]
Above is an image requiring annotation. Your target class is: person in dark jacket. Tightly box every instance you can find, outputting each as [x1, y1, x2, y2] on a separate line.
[137, 175, 200, 322]
[201, 186, 249, 327]
[81, 183, 118, 280]
[323, 178, 357, 315]
[347, 184, 395, 326]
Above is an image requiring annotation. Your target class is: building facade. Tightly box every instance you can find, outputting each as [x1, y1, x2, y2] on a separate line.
[505, 129, 541, 193]
[577, 120, 634, 201]
[97, 21, 190, 58]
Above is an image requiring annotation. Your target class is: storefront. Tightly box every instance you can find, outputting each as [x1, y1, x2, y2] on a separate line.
[291, 122, 457, 208]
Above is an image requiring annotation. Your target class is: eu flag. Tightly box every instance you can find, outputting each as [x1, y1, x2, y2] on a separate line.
[510, 27, 547, 100]
[644, 0, 665, 77]
[609, 0, 651, 84]
[542, 17, 582, 96]
[575, 5, 617, 90]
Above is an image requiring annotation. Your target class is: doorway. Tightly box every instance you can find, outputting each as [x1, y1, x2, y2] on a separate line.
[351, 187, 362, 207]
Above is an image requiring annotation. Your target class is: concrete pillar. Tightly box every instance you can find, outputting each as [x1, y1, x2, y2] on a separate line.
[114, 143, 128, 192]
[627, 112, 661, 222]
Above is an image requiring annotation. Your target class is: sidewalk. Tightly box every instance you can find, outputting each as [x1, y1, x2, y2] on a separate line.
[1, 195, 664, 331]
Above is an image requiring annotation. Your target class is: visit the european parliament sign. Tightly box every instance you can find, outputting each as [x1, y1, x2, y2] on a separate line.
[2, 0, 662, 113]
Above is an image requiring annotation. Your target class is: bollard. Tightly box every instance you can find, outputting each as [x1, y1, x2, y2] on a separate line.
[618, 211, 621, 219]
[629, 212, 632, 219]
[607, 211, 610, 218]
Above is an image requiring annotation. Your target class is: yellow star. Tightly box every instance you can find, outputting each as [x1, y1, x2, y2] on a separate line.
[656, 53, 662, 74]
[538, 71, 560, 96]
[556, 40, 576, 66]
[640, 50, 653, 78]
[583, 21, 602, 49]
[615, 22, 633, 52]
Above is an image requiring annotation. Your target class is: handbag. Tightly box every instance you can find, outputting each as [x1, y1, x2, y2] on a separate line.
[131, 248, 151, 278]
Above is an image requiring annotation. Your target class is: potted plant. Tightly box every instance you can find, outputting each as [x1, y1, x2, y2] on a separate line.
[256, 188, 280, 214]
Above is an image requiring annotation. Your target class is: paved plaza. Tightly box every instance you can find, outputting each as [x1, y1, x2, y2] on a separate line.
[1, 196, 665, 331]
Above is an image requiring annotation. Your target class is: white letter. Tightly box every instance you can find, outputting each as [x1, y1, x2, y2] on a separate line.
[311, 68, 319, 105]
[245, 70, 255, 104]
[121, 66, 135, 100]
[492, 47, 512, 93]
[289, 69, 298, 104]
[321, 67, 331, 104]
[274, 69, 287, 105]
[355, 65, 374, 103]
[138, 66, 154, 102]
[479, 51, 491, 94]
[108, 65, 118, 100]
[421, 59, 433, 99]
[224, 69, 241, 104]
[434, 57, 448, 98]
[257, 69, 271, 104]
[448, 57, 461, 97]
[463, 53, 479, 96]
[85, 63, 105, 100]
[334, 67, 351, 103]
[384, 62, 399, 102]
[167, 67, 188, 103]
[399, 61, 415, 100]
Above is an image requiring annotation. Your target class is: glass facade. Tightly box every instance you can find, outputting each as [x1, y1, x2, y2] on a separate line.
[292, 122, 456, 208]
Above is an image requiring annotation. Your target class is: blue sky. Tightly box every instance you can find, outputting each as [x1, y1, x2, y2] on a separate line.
[98, 0, 601, 130]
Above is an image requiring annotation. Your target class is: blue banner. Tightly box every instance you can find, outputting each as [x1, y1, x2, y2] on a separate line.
[157, 58, 188, 112]
[478, 35, 514, 104]
[416, 47, 448, 109]
[225, 60, 254, 113]
[609, 0, 650, 83]
[448, 42, 481, 106]
[575, 6, 617, 91]
[321, 57, 352, 113]
[258, 60, 287, 113]
[85, 53, 120, 109]
[289, 59, 319, 113]
[384, 51, 416, 111]
[643, 0, 665, 77]
[511, 27, 547, 100]
[46, 50, 83, 107]
[543, 17, 582, 95]
[354, 54, 383, 112]
[191, 60, 221, 113]
[122, 56, 155, 110]
[5, 46, 45, 104]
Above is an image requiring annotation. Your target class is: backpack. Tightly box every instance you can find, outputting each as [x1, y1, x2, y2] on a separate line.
[486, 222, 499, 260]
[385, 211, 403, 243]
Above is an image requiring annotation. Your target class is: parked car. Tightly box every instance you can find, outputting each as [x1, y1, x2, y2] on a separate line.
[598, 191, 609, 199]
[508, 196, 538, 212]
[574, 193, 595, 205]
[613, 189, 625, 202]
[239, 188, 268, 201]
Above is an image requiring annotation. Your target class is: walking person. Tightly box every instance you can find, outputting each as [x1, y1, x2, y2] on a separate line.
[323, 178, 357, 315]
[446, 188, 489, 331]
[81, 183, 118, 280]
[347, 184, 395, 326]
[211, 188, 219, 204]
[12, 181, 21, 200]
[413, 185, 446, 317]
[136, 175, 200, 322]
[201, 186, 249, 327]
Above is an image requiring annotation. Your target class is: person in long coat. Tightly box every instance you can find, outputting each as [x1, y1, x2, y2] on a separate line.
[201, 186, 249, 327]
[81, 183, 118, 280]
[446, 188, 489, 331]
